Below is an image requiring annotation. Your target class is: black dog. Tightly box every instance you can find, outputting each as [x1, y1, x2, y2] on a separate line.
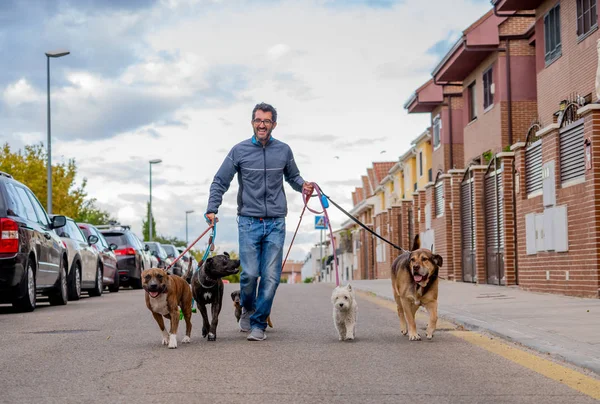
[191, 252, 240, 341]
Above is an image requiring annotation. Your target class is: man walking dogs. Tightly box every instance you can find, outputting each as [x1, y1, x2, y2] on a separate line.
[205, 103, 314, 341]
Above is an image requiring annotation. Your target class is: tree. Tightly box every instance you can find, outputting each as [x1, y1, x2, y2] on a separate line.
[0, 142, 113, 221]
[142, 202, 157, 241]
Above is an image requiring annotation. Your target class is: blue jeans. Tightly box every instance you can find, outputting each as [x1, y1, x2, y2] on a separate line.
[238, 216, 286, 331]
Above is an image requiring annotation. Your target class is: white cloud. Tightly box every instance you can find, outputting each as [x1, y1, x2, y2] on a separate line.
[3, 0, 492, 260]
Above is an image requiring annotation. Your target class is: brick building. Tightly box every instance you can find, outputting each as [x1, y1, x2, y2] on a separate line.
[281, 261, 302, 284]
[497, 0, 600, 297]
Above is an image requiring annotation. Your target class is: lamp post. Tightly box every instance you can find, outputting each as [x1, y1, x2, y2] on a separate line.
[45, 49, 70, 214]
[185, 210, 195, 246]
[149, 159, 162, 241]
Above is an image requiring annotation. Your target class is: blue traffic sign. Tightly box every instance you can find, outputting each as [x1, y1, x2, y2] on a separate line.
[315, 216, 327, 230]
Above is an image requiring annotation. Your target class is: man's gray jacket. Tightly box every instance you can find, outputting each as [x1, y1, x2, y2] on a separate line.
[206, 136, 305, 218]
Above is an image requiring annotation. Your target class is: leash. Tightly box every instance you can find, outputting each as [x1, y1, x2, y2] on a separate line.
[282, 183, 410, 287]
[166, 219, 215, 273]
[283, 182, 340, 286]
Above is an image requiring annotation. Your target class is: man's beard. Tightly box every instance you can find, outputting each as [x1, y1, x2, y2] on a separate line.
[254, 126, 272, 140]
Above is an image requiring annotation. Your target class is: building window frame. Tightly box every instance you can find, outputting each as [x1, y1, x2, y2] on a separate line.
[418, 151, 423, 177]
[468, 81, 477, 122]
[577, 0, 598, 39]
[544, 3, 562, 66]
[483, 66, 494, 111]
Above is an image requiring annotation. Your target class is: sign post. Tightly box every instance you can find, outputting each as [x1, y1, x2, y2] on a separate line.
[315, 216, 327, 280]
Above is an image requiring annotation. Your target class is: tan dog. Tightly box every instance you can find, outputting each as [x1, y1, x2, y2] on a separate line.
[142, 268, 193, 348]
[391, 235, 443, 341]
[230, 290, 273, 328]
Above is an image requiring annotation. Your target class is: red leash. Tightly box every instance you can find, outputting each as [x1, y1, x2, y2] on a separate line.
[283, 183, 340, 286]
[165, 224, 214, 272]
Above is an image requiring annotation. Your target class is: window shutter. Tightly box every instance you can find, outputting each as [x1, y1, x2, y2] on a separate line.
[559, 120, 585, 183]
[525, 139, 542, 194]
[435, 182, 444, 217]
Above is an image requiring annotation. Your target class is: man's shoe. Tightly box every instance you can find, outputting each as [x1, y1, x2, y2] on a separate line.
[239, 309, 253, 332]
[247, 328, 267, 341]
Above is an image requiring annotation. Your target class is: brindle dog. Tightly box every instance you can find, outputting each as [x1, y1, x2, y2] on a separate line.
[191, 252, 240, 341]
[142, 268, 193, 349]
[391, 235, 443, 341]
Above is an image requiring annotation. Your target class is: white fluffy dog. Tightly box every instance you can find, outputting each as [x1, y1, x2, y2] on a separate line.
[331, 284, 357, 341]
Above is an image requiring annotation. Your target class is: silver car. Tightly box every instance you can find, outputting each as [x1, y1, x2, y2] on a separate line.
[52, 216, 102, 300]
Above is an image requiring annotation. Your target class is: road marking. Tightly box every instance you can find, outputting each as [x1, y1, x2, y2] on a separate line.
[354, 289, 600, 401]
[451, 331, 600, 400]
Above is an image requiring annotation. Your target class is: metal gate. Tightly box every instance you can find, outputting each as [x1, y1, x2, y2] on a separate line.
[484, 157, 505, 285]
[461, 169, 476, 283]
[407, 207, 414, 247]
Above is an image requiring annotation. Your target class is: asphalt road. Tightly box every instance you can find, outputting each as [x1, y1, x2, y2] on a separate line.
[0, 283, 598, 404]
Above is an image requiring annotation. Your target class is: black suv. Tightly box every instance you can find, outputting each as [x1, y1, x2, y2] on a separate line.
[0, 171, 68, 312]
[97, 223, 149, 289]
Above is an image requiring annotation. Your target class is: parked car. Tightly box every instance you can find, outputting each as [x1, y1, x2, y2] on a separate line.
[78, 223, 120, 293]
[0, 171, 68, 312]
[97, 224, 149, 289]
[177, 247, 196, 278]
[51, 216, 102, 300]
[145, 241, 171, 269]
[161, 244, 184, 276]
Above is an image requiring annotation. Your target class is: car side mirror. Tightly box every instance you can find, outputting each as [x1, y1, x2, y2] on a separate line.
[109, 243, 118, 251]
[51, 215, 67, 229]
[144, 244, 150, 252]
[88, 235, 99, 245]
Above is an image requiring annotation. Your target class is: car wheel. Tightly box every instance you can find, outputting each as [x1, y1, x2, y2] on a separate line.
[67, 262, 81, 301]
[49, 261, 68, 306]
[13, 258, 36, 312]
[88, 264, 103, 297]
[108, 269, 120, 293]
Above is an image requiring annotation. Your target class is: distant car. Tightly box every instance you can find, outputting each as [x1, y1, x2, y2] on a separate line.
[51, 216, 102, 300]
[0, 171, 68, 312]
[78, 223, 120, 293]
[176, 247, 196, 278]
[145, 242, 170, 269]
[161, 244, 184, 276]
[97, 224, 149, 289]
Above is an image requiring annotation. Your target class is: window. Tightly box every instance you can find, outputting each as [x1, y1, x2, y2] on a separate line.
[468, 82, 477, 121]
[14, 186, 38, 222]
[67, 220, 86, 242]
[432, 115, 441, 149]
[418, 151, 423, 177]
[544, 4, 562, 64]
[25, 189, 50, 227]
[4, 183, 26, 218]
[483, 66, 494, 110]
[577, 0, 597, 38]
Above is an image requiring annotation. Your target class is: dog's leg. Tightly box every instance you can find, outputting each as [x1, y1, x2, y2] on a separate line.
[401, 298, 421, 341]
[334, 312, 346, 341]
[181, 293, 193, 344]
[152, 312, 169, 345]
[167, 308, 180, 349]
[394, 296, 408, 336]
[208, 300, 222, 341]
[267, 315, 273, 328]
[345, 309, 356, 341]
[424, 300, 438, 340]
[198, 303, 210, 338]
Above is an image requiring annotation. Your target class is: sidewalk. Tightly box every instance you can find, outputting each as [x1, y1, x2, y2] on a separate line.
[350, 279, 600, 374]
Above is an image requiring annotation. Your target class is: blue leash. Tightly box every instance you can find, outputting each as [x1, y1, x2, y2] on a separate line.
[189, 214, 217, 314]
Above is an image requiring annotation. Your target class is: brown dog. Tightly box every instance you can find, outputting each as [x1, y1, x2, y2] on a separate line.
[230, 290, 273, 328]
[390, 235, 443, 341]
[142, 268, 193, 348]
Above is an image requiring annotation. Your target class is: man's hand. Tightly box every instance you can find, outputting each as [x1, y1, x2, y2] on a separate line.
[205, 213, 218, 226]
[302, 181, 315, 196]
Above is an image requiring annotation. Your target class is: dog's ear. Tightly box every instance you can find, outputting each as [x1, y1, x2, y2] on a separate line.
[205, 257, 213, 268]
[412, 234, 420, 251]
[432, 254, 443, 268]
[346, 284, 352, 291]
[223, 251, 230, 258]
[230, 291, 236, 300]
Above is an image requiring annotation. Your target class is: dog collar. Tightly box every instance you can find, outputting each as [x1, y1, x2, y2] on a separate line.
[198, 272, 217, 289]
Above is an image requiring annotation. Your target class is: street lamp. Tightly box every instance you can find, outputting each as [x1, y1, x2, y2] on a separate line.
[149, 159, 162, 241]
[45, 49, 70, 214]
[185, 210, 195, 246]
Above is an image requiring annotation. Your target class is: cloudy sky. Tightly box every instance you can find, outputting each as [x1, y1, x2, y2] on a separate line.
[1, 0, 491, 261]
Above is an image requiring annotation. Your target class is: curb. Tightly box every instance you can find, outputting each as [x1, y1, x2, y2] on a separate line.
[352, 285, 600, 376]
